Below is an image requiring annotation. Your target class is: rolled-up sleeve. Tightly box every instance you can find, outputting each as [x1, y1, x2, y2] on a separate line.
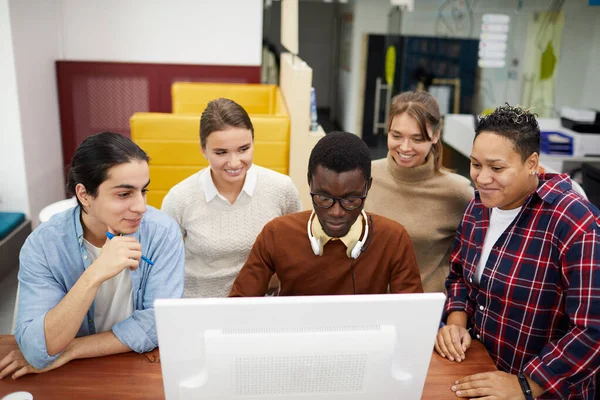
[15, 235, 65, 369]
[112, 222, 185, 353]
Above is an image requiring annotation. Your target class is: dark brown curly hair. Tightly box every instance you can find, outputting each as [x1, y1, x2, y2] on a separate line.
[475, 104, 540, 162]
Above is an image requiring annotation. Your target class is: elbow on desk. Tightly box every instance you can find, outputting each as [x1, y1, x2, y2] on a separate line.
[15, 323, 61, 369]
[46, 342, 65, 357]
[43, 327, 67, 357]
[19, 340, 59, 370]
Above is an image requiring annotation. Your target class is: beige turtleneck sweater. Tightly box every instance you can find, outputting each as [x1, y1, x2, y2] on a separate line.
[366, 152, 473, 293]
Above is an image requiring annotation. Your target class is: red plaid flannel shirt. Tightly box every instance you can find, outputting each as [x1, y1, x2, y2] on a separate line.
[444, 173, 600, 399]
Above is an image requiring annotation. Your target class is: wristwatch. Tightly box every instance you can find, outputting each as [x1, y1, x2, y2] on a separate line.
[517, 373, 534, 400]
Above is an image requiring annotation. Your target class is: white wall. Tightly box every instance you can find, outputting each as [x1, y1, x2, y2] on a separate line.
[9, 0, 65, 226]
[336, 0, 600, 133]
[582, 15, 600, 110]
[399, 0, 600, 112]
[60, 0, 264, 66]
[336, 0, 389, 133]
[0, 0, 30, 215]
[2, 0, 265, 225]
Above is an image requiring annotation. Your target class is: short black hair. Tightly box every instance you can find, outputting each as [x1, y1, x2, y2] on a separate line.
[67, 132, 149, 208]
[307, 131, 371, 183]
[475, 104, 540, 162]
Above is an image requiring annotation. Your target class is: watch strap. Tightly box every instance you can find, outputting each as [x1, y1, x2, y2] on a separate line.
[517, 373, 534, 400]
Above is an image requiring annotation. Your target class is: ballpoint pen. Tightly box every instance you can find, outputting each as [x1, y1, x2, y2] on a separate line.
[105, 231, 155, 266]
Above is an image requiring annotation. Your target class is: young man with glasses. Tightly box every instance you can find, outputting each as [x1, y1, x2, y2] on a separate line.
[229, 132, 423, 296]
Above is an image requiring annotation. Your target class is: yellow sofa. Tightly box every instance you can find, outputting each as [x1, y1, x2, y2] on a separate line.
[131, 112, 290, 208]
[171, 82, 288, 116]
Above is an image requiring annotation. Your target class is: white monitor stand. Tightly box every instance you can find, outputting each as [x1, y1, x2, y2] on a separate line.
[155, 293, 446, 400]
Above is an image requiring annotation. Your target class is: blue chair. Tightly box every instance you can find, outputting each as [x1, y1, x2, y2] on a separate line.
[0, 212, 31, 283]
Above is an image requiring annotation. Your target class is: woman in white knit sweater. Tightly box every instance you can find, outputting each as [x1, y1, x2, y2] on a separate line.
[366, 91, 473, 293]
[161, 98, 301, 298]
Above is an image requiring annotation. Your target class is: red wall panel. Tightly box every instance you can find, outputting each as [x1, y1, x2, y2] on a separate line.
[56, 61, 261, 174]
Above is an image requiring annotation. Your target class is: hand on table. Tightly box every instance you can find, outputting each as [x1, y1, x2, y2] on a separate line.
[435, 323, 472, 362]
[451, 371, 526, 399]
[0, 348, 72, 379]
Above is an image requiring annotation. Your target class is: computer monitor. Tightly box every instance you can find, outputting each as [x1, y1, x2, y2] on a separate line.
[155, 293, 446, 400]
[582, 162, 600, 208]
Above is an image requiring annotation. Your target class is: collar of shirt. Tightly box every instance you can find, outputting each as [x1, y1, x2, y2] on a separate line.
[536, 173, 573, 204]
[200, 164, 257, 203]
[312, 213, 364, 258]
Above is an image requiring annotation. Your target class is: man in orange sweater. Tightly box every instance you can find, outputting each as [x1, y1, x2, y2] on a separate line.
[229, 132, 423, 296]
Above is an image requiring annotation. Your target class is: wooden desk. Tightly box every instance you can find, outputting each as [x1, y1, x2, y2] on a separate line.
[0, 335, 496, 399]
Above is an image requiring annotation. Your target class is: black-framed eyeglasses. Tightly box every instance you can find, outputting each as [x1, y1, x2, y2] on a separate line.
[310, 185, 368, 211]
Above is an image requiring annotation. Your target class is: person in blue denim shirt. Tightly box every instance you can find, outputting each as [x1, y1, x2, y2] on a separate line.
[0, 132, 185, 379]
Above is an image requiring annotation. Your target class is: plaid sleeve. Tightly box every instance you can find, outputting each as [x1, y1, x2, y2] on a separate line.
[443, 219, 474, 321]
[524, 227, 600, 398]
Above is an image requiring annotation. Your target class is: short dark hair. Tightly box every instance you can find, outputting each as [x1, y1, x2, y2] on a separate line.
[475, 104, 540, 162]
[200, 98, 254, 149]
[67, 132, 149, 208]
[307, 131, 371, 183]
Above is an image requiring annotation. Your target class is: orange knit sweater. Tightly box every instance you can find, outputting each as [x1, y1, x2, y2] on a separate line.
[230, 211, 423, 296]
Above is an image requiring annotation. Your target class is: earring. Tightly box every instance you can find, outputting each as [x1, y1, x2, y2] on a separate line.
[531, 171, 536, 175]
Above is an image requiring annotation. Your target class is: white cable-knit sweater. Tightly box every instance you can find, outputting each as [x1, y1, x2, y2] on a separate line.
[161, 165, 302, 298]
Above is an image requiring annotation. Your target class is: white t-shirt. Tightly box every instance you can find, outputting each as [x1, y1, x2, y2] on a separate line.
[474, 206, 522, 285]
[83, 239, 135, 333]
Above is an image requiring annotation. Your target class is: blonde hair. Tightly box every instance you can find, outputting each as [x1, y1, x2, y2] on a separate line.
[388, 91, 446, 173]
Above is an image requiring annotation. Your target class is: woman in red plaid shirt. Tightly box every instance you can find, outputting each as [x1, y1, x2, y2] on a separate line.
[435, 104, 599, 399]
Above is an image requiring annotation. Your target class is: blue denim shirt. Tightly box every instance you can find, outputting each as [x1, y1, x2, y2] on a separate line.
[15, 205, 185, 369]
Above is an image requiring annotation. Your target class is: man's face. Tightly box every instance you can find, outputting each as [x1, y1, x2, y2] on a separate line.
[80, 160, 150, 235]
[310, 165, 370, 238]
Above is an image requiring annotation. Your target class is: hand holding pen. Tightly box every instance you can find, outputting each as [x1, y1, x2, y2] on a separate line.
[105, 231, 155, 266]
[87, 228, 143, 283]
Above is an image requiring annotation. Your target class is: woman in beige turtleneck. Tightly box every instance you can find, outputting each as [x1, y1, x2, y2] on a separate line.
[366, 91, 473, 293]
